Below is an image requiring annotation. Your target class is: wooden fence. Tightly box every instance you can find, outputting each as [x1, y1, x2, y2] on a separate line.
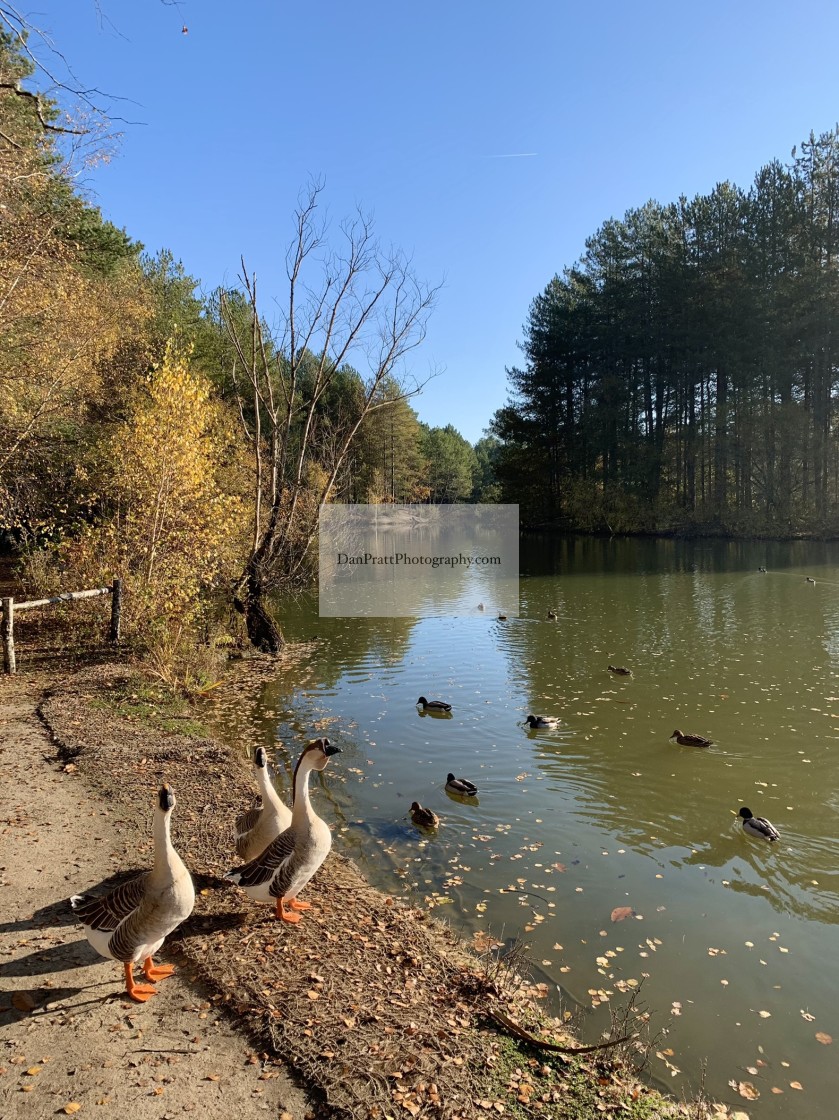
[1, 578, 122, 674]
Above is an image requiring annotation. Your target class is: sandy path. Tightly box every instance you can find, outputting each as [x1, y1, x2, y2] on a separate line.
[0, 674, 314, 1120]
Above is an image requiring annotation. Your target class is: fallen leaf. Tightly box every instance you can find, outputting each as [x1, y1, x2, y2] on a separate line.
[758, 1010, 771, 1018]
[790, 1081, 804, 1091]
[64, 1105, 82, 1115]
[815, 1032, 833, 1045]
[737, 1081, 760, 1100]
[801, 1010, 816, 1022]
[771, 1087, 784, 1094]
[611, 906, 633, 922]
[307, 990, 320, 1001]
[11, 992, 35, 1012]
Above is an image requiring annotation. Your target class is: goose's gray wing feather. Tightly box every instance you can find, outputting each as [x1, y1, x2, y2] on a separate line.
[72, 874, 148, 931]
[235, 805, 262, 837]
[231, 829, 297, 888]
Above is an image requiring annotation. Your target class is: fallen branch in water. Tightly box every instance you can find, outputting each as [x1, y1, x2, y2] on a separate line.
[487, 1008, 636, 1055]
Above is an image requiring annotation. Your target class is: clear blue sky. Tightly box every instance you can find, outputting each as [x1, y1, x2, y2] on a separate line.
[19, 0, 839, 442]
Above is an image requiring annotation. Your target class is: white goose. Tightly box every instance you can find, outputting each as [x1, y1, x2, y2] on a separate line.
[71, 784, 195, 1002]
[235, 746, 292, 860]
[225, 737, 341, 923]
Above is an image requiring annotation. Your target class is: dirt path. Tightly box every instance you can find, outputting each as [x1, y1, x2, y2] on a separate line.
[0, 674, 314, 1120]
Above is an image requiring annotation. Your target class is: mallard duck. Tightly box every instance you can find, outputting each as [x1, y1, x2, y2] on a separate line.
[526, 714, 560, 729]
[446, 773, 477, 795]
[70, 784, 195, 1002]
[234, 746, 292, 860]
[758, 566, 767, 573]
[806, 577, 816, 584]
[547, 609, 557, 620]
[739, 806, 780, 841]
[497, 614, 507, 621]
[225, 738, 341, 923]
[410, 802, 440, 828]
[417, 695, 452, 712]
[670, 729, 713, 748]
[608, 665, 632, 676]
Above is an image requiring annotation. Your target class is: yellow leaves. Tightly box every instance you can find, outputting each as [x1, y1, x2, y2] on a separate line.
[60, 339, 245, 643]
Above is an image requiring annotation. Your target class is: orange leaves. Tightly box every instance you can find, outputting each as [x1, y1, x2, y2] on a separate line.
[610, 906, 633, 922]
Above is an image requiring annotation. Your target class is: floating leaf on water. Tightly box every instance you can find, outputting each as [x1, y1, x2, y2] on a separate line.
[815, 1032, 833, 1045]
[737, 1081, 760, 1100]
[790, 1081, 804, 1091]
[758, 1010, 771, 1018]
[611, 906, 633, 922]
[801, 1010, 816, 1022]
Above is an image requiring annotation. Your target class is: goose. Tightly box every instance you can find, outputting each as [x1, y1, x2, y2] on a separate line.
[70, 784, 194, 1002]
[225, 738, 341, 923]
[670, 729, 713, 748]
[416, 696, 452, 713]
[235, 746, 292, 860]
[547, 609, 557, 620]
[608, 665, 632, 676]
[410, 802, 440, 828]
[739, 806, 780, 841]
[526, 714, 560, 729]
[446, 773, 478, 796]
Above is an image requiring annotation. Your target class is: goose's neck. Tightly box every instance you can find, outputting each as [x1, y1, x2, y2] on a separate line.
[257, 761, 283, 811]
[152, 808, 176, 876]
[291, 758, 316, 826]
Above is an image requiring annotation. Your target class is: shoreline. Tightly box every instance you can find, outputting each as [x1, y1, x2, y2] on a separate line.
[5, 653, 733, 1119]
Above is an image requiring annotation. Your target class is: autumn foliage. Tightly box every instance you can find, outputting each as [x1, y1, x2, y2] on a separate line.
[59, 340, 244, 660]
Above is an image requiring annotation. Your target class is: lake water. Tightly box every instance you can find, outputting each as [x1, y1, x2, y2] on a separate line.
[209, 536, 839, 1116]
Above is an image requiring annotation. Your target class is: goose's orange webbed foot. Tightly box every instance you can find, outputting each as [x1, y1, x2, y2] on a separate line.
[143, 956, 175, 982]
[124, 963, 157, 1002]
[288, 899, 311, 912]
[276, 898, 301, 923]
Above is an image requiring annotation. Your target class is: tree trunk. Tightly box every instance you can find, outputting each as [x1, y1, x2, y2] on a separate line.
[235, 568, 284, 652]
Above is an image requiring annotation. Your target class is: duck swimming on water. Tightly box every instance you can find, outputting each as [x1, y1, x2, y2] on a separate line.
[739, 806, 780, 841]
[670, 729, 713, 748]
[446, 773, 477, 796]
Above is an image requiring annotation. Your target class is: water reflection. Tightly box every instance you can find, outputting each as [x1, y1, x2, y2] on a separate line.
[207, 536, 839, 1120]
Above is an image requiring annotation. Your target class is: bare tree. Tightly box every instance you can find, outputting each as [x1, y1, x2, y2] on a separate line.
[222, 183, 439, 651]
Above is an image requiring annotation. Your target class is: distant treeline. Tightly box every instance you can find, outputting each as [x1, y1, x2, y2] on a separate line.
[491, 128, 839, 536]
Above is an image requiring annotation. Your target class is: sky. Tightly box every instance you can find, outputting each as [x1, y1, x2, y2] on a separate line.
[16, 0, 839, 442]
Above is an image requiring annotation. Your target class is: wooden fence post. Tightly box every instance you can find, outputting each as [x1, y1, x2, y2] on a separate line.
[110, 578, 122, 643]
[1, 596, 15, 675]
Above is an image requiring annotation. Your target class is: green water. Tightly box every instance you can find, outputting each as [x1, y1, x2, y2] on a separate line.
[210, 536, 839, 1116]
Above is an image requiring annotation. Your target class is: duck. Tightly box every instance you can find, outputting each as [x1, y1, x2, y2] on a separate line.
[758, 566, 767, 573]
[477, 602, 485, 611]
[417, 695, 452, 713]
[526, 714, 560, 729]
[410, 802, 440, 828]
[547, 609, 557, 620]
[739, 806, 780, 841]
[446, 773, 478, 796]
[806, 577, 816, 584]
[234, 746, 292, 861]
[225, 738, 341, 923]
[608, 665, 632, 676]
[70, 784, 195, 1002]
[670, 729, 713, 748]
[497, 614, 507, 621]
